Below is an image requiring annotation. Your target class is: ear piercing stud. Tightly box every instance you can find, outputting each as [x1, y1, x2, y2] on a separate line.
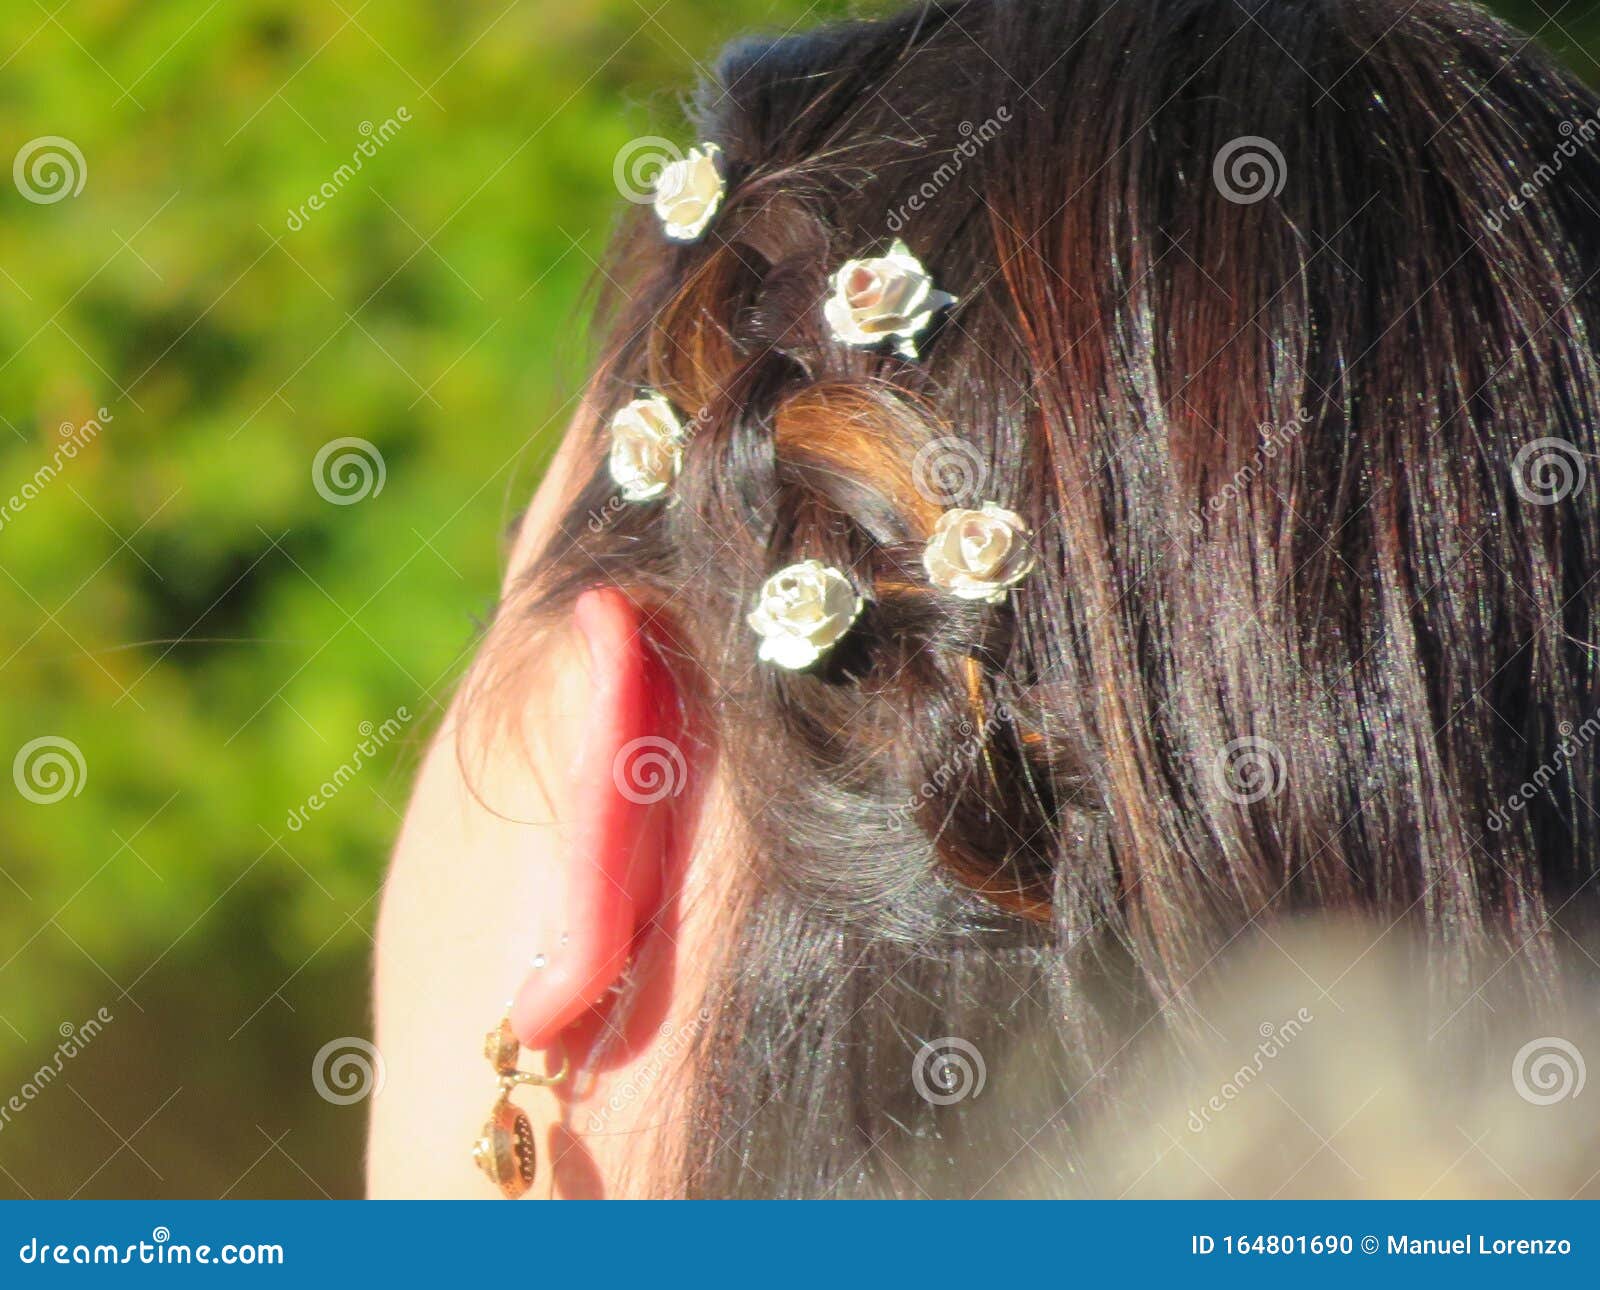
[529, 933, 569, 971]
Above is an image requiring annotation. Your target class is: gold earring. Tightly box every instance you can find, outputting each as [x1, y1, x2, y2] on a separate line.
[471, 1018, 570, 1199]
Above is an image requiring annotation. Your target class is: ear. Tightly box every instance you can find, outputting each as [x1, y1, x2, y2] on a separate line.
[507, 587, 674, 1050]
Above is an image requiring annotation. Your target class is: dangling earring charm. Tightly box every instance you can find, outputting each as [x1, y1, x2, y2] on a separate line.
[471, 1018, 569, 1199]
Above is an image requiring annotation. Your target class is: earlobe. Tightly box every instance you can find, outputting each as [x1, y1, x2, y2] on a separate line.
[508, 587, 672, 1050]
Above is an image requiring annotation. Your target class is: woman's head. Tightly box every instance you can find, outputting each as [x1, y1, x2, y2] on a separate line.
[373, 0, 1600, 1198]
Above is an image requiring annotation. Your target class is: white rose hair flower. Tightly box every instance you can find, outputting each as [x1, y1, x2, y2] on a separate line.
[608, 392, 688, 502]
[922, 502, 1037, 603]
[823, 238, 958, 359]
[653, 142, 726, 242]
[747, 560, 866, 670]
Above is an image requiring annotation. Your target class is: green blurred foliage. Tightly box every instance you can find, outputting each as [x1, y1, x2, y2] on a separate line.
[0, 0, 848, 1198]
[0, 0, 1595, 1199]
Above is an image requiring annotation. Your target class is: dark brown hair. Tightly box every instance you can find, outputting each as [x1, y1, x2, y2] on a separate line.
[474, 0, 1600, 1195]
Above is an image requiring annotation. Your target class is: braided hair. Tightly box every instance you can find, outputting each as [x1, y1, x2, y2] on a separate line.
[470, 0, 1600, 1195]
